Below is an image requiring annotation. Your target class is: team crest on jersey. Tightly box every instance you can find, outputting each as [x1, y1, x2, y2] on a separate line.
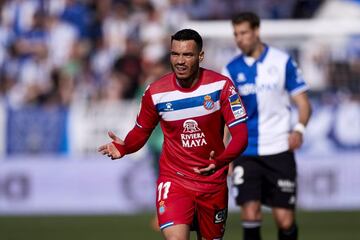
[236, 72, 246, 82]
[181, 119, 207, 148]
[158, 201, 166, 214]
[229, 94, 246, 119]
[203, 95, 214, 110]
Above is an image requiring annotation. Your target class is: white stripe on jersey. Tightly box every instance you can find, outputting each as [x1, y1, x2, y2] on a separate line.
[151, 80, 226, 104]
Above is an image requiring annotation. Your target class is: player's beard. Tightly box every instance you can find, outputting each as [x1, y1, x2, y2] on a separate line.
[171, 61, 199, 82]
[172, 63, 200, 88]
[241, 44, 256, 57]
[240, 40, 261, 57]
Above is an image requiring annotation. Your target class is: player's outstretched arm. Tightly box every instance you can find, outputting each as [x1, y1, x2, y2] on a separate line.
[98, 131, 126, 160]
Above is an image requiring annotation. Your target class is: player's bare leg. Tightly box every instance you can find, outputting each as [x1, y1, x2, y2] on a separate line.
[162, 224, 190, 240]
[150, 214, 160, 231]
[241, 200, 262, 240]
[272, 208, 298, 240]
[241, 201, 262, 220]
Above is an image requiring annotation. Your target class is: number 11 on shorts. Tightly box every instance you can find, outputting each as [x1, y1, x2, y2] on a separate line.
[157, 181, 171, 201]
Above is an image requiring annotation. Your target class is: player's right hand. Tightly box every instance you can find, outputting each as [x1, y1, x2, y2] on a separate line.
[98, 131, 125, 160]
[193, 151, 216, 175]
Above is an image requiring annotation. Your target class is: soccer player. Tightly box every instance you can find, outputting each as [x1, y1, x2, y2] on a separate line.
[222, 12, 312, 240]
[98, 29, 248, 240]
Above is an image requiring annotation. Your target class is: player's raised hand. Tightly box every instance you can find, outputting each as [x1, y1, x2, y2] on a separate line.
[98, 131, 125, 160]
[193, 151, 216, 175]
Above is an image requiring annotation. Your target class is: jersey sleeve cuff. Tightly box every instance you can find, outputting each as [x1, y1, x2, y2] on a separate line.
[112, 141, 127, 156]
[228, 116, 248, 128]
[290, 85, 308, 96]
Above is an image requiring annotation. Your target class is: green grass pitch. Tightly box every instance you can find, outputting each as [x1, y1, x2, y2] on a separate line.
[1, 211, 360, 240]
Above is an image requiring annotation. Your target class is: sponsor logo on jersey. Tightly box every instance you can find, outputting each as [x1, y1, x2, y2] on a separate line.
[289, 195, 296, 205]
[214, 208, 227, 224]
[183, 119, 201, 133]
[164, 102, 174, 111]
[181, 119, 207, 147]
[159, 200, 166, 214]
[237, 83, 280, 96]
[203, 95, 215, 110]
[228, 94, 246, 119]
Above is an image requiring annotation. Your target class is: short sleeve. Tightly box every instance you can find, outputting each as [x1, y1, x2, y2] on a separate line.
[285, 57, 308, 95]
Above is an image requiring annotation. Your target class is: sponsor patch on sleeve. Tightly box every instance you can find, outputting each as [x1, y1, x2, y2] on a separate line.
[228, 93, 246, 119]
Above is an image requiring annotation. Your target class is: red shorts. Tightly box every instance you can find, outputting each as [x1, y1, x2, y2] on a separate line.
[156, 176, 228, 239]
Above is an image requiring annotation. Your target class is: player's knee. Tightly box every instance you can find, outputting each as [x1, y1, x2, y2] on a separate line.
[241, 202, 262, 220]
[277, 219, 295, 231]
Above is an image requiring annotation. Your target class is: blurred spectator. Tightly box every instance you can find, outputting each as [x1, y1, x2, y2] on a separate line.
[102, 1, 130, 57]
[0, 43, 21, 98]
[112, 38, 143, 99]
[138, 2, 168, 63]
[13, 10, 48, 60]
[60, 0, 91, 39]
[90, 37, 118, 83]
[161, 0, 190, 33]
[300, 39, 330, 92]
[71, 56, 99, 103]
[45, 12, 79, 67]
[100, 71, 131, 102]
[1, 0, 40, 36]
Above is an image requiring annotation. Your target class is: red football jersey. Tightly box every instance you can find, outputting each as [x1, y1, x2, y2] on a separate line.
[137, 68, 247, 192]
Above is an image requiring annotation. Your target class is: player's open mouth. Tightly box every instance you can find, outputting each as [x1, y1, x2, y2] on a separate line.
[175, 66, 187, 72]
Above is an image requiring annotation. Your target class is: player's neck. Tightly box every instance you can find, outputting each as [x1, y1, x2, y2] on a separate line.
[176, 70, 200, 89]
[249, 42, 264, 60]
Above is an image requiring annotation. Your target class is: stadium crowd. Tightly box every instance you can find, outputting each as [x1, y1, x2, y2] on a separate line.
[0, 0, 325, 108]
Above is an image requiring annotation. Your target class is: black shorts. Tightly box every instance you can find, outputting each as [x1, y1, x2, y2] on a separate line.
[231, 151, 297, 209]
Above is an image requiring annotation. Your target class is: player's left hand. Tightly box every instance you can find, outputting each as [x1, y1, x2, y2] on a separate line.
[288, 131, 303, 150]
[193, 151, 216, 175]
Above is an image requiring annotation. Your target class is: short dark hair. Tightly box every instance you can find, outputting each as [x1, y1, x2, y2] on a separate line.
[171, 29, 203, 52]
[231, 12, 260, 29]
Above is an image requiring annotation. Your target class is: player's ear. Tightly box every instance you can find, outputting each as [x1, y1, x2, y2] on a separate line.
[254, 26, 260, 38]
[199, 51, 204, 62]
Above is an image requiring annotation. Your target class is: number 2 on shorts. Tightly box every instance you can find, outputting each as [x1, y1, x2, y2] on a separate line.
[233, 166, 245, 185]
[157, 181, 171, 201]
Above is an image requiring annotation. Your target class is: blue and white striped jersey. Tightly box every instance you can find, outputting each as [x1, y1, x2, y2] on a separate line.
[222, 45, 308, 156]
